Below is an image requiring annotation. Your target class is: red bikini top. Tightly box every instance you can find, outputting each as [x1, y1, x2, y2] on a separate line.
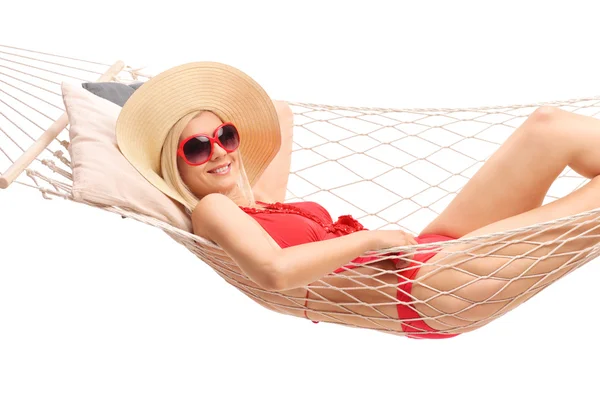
[239, 201, 366, 249]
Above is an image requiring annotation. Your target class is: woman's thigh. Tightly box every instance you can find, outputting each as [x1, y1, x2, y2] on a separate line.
[412, 176, 600, 333]
[420, 107, 572, 239]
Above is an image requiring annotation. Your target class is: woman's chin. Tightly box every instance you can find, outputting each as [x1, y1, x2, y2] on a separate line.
[206, 175, 238, 193]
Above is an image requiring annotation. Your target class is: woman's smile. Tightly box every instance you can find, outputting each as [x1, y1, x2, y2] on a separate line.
[208, 162, 232, 175]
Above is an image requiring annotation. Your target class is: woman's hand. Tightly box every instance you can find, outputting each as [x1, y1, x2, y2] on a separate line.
[368, 230, 418, 268]
[370, 229, 418, 251]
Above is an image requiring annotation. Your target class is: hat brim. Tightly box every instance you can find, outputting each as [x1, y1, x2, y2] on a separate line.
[115, 62, 281, 207]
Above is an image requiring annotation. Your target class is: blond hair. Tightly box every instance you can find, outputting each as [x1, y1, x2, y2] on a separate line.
[160, 111, 256, 214]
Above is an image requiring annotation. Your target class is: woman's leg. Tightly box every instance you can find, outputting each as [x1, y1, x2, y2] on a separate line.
[411, 175, 600, 334]
[420, 106, 600, 239]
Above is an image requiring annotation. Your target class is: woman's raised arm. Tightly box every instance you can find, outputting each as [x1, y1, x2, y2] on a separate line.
[251, 101, 294, 203]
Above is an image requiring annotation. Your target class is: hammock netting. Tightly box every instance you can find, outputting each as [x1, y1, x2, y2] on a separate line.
[2, 44, 600, 337]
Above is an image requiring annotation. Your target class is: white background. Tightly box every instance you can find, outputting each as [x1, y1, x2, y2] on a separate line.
[2, 1, 600, 399]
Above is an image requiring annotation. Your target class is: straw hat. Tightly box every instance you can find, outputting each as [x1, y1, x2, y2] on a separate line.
[115, 61, 281, 206]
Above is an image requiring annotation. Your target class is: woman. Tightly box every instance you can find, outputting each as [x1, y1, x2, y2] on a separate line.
[116, 62, 600, 339]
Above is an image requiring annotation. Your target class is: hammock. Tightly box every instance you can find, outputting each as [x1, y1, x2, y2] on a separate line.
[2, 44, 600, 337]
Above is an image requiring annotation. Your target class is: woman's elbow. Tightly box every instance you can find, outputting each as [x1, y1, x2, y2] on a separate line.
[259, 273, 284, 292]
[257, 270, 287, 292]
[254, 260, 288, 292]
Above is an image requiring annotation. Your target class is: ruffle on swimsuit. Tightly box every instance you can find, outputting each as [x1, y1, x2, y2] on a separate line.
[240, 201, 366, 235]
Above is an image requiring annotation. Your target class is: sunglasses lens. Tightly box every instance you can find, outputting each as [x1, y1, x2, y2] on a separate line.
[183, 136, 212, 164]
[218, 124, 240, 151]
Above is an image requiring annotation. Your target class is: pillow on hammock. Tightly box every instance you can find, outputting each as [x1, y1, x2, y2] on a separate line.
[61, 81, 193, 232]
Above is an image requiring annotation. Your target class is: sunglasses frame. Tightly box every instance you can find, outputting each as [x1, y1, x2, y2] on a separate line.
[177, 122, 240, 166]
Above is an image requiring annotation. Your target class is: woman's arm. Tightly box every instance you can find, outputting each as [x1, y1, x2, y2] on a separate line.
[251, 100, 294, 203]
[192, 193, 383, 291]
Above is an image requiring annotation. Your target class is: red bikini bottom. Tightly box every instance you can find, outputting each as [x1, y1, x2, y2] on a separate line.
[395, 233, 459, 339]
[304, 233, 459, 339]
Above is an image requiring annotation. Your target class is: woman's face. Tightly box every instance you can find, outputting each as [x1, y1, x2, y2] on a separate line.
[177, 111, 241, 198]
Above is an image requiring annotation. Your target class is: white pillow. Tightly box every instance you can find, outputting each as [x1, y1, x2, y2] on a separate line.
[61, 81, 193, 232]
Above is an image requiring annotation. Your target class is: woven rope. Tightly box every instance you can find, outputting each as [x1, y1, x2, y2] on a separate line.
[2, 44, 600, 337]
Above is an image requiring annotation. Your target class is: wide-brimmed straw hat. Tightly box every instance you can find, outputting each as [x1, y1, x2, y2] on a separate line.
[115, 61, 281, 207]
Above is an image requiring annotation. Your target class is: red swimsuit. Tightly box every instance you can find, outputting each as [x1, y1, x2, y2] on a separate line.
[240, 200, 459, 339]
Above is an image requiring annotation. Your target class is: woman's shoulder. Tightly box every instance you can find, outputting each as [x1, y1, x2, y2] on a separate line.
[193, 193, 232, 214]
[191, 193, 244, 237]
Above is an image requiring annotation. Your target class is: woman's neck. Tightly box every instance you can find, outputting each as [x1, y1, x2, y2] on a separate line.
[221, 184, 257, 208]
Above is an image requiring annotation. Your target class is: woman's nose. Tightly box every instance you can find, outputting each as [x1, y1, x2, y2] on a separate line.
[211, 140, 228, 159]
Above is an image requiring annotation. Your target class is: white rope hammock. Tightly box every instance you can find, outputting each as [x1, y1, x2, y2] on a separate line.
[2, 44, 600, 337]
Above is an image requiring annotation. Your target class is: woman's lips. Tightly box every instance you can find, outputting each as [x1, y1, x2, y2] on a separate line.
[208, 162, 231, 175]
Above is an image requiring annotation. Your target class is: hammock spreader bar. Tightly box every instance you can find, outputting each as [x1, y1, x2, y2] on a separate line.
[0, 60, 125, 189]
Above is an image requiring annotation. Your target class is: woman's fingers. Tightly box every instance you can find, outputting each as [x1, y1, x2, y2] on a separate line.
[404, 231, 418, 245]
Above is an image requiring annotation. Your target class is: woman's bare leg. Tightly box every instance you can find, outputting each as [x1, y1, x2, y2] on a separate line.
[411, 175, 600, 334]
[420, 106, 600, 239]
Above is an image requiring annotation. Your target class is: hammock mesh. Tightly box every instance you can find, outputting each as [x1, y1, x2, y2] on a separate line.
[2, 44, 600, 337]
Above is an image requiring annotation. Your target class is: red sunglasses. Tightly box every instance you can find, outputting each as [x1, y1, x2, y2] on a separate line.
[177, 122, 241, 166]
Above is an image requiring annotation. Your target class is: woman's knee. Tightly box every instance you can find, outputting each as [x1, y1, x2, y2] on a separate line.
[508, 106, 564, 150]
[528, 105, 563, 124]
[520, 106, 561, 135]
